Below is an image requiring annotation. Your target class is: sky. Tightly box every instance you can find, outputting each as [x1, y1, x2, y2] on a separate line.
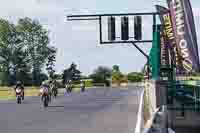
[1, 0, 200, 75]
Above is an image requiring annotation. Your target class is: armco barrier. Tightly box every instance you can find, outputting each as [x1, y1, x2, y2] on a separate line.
[143, 106, 167, 133]
[138, 80, 175, 133]
[142, 106, 175, 133]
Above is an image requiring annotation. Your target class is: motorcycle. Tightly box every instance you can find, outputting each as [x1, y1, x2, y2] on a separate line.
[40, 86, 50, 107]
[16, 87, 23, 104]
[66, 84, 73, 93]
[80, 84, 85, 92]
[52, 87, 58, 98]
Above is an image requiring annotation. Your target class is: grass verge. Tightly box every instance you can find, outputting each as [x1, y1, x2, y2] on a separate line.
[72, 87, 92, 92]
[0, 86, 93, 100]
[0, 86, 39, 100]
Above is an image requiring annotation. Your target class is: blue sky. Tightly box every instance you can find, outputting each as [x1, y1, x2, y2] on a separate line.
[1, 0, 200, 75]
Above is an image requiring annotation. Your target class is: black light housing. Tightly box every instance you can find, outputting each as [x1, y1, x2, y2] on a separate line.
[134, 16, 142, 40]
[121, 16, 129, 40]
[108, 16, 116, 41]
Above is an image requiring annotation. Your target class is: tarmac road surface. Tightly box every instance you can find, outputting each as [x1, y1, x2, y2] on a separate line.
[0, 87, 142, 133]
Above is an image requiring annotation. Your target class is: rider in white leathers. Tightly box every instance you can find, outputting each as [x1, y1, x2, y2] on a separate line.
[40, 81, 51, 101]
[80, 80, 85, 92]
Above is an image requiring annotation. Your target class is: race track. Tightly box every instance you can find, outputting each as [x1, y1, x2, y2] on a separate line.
[0, 87, 142, 133]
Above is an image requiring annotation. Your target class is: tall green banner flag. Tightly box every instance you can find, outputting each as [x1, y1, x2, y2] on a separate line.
[149, 25, 161, 79]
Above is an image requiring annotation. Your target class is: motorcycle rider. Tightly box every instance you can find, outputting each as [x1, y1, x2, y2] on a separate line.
[65, 81, 69, 93]
[14, 81, 24, 100]
[40, 81, 51, 101]
[80, 80, 85, 92]
[66, 80, 73, 93]
[48, 80, 53, 101]
[50, 80, 58, 97]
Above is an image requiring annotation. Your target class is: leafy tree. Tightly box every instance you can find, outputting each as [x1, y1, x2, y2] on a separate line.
[16, 17, 50, 85]
[62, 69, 71, 84]
[62, 62, 81, 84]
[80, 75, 88, 79]
[46, 46, 57, 80]
[53, 73, 62, 80]
[69, 62, 81, 81]
[0, 71, 9, 86]
[89, 66, 112, 84]
[0, 18, 57, 86]
[111, 65, 124, 86]
[112, 65, 120, 72]
[127, 72, 144, 82]
[0, 19, 14, 85]
[0, 19, 30, 85]
[38, 73, 48, 84]
[112, 71, 124, 85]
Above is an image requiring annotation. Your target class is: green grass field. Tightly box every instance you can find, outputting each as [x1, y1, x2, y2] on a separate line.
[0, 87, 40, 100]
[0, 86, 92, 100]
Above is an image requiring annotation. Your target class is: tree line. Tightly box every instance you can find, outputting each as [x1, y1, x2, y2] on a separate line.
[62, 63, 144, 86]
[0, 18, 56, 86]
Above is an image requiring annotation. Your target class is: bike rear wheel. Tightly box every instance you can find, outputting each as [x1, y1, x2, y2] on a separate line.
[43, 96, 48, 107]
[17, 96, 21, 104]
[54, 91, 57, 97]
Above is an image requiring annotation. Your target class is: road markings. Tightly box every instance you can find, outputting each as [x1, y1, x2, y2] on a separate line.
[135, 90, 144, 133]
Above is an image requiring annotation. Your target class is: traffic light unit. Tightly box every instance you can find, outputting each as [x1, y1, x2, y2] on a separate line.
[108, 16, 116, 41]
[121, 16, 129, 40]
[134, 16, 142, 40]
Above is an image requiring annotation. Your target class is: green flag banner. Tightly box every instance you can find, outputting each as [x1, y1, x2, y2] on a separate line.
[149, 25, 161, 79]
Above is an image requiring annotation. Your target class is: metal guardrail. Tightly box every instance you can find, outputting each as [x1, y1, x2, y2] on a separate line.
[142, 106, 173, 133]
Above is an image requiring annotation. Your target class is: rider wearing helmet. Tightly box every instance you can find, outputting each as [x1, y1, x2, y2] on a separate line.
[80, 80, 83, 86]
[50, 79, 58, 97]
[41, 81, 49, 88]
[66, 80, 73, 93]
[80, 80, 85, 92]
[14, 81, 24, 100]
[40, 81, 51, 101]
[48, 80, 53, 100]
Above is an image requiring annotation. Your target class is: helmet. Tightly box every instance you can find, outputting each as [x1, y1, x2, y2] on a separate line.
[42, 81, 48, 86]
[42, 81, 45, 85]
[16, 81, 22, 85]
